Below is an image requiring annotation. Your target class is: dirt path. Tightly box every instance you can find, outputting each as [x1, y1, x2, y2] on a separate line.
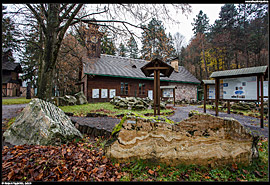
[167, 105, 268, 137]
[2, 104, 27, 122]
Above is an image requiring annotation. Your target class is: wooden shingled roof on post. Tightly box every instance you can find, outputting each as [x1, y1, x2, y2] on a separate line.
[140, 58, 174, 78]
[141, 58, 174, 116]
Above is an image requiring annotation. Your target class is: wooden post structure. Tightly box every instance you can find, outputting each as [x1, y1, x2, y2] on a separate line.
[260, 75, 264, 128]
[140, 58, 174, 117]
[215, 78, 219, 116]
[173, 88, 175, 107]
[157, 70, 160, 115]
[203, 83, 207, 113]
[227, 100, 230, 114]
[153, 68, 161, 116]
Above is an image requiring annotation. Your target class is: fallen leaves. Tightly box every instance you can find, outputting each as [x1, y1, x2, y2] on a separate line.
[2, 138, 122, 182]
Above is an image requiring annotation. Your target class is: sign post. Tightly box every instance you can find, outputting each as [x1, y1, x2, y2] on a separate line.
[209, 66, 268, 128]
[141, 58, 174, 116]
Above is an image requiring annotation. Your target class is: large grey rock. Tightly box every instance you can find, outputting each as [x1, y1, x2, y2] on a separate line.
[3, 98, 83, 146]
[74, 91, 88, 105]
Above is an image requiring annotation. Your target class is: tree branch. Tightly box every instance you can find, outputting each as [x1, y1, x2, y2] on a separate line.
[59, 4, 76, 22]
[25, 4, 47, 35]
[57, 4, 83, 50]
[71, 18, 149, 31]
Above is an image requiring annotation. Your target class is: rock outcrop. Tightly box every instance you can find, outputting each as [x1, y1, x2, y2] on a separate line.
[110, 96, 166, 110]
[55, 91, 88, 106]
[105, 113, 259, 167]
[74, 91, 88, 105]
[3, 98, 83, 146]
[58, 95, 77, 106]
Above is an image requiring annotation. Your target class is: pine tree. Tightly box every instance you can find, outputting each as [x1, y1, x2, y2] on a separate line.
[141, 18, 176, 61]
[101, 33, 116, 56]
[2, 5, 20, 62]
[119, 42, 127, 57]
[127, 36, 139, 59]
[191, 10, 210, 78]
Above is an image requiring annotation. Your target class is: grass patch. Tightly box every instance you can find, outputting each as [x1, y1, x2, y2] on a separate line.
[59, 102, 172, 117]
[2, 97, 32, 105]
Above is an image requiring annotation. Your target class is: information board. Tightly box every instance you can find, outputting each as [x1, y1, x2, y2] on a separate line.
[162, 89, 173, 98]
[208, 85, 215, 99]
[101, 89, 108, 98]
[92, 89, 99, 98]
[259, 81, 269, 100]
[109, 89, 116, 98]
[222, 76, 257, 100]
[148, 90, 153, 100]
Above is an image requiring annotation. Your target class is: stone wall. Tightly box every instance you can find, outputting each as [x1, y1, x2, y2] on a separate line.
[105, 113, 258, 167]
[169, 82, 197, 101]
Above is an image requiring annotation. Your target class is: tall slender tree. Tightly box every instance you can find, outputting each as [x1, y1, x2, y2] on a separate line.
[127, 36, 139, 59]
[25, 4, 84, 100]
[2, 5, 20, 62]
[191, 10, 210, 78]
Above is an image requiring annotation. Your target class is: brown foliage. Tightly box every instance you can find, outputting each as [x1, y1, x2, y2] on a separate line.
[55, 34, 86, 96]
[2, 137, 123, 182]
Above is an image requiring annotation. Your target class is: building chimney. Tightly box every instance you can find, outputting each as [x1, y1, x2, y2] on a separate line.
[170, 59, 179, 72]
[85, 20, 103, 58]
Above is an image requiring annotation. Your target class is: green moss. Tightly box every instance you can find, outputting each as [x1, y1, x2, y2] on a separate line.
[6, 117, 16, 129]
[111, 112, 175, 138]
[111, 115, 127, 136]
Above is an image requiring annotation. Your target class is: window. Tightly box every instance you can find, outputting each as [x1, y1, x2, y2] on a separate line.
[139, 83, 145, 95]
[121, 82, 128, 95]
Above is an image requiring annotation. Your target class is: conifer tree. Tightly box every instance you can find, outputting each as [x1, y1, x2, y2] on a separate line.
[119, 42, 127, 57]
[101, 33, 116, 56]
[127, 36, 139, 59]
[141, 18, 176, 61]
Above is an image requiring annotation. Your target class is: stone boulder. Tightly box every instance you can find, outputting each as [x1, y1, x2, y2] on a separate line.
[58, 95, 77, 106]
[74, 91, 88, 105]
[231, 102, 251, 111]
[105, 113, 259, 167]
[3, 98, 83, 146]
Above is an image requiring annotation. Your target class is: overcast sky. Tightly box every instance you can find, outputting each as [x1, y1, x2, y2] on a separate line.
[165, 4, 224, 46]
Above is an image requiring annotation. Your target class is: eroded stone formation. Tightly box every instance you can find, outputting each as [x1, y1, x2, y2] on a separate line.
[105, 113, 259, 167]
[3, 98, 83, 146]
[54, 91, 88, 106]
[110, 96, 166, 110]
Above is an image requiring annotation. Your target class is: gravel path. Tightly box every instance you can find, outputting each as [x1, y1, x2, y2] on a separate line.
[2, 104, 27, 122]
[2, 103, 268, 138]
[167, 105, 269, 137]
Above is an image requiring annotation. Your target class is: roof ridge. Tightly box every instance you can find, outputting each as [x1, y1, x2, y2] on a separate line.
[101, 54, 147, 63]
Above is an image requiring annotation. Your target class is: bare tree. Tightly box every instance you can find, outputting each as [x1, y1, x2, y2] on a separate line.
[173, 32, 186, 57]
[8, 3, 192, 100]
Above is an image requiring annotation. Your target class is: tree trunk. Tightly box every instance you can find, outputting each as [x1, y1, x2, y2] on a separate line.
[37, 4, 60, 101]
[37, 24, 44, 97]
[235, 52, 239, 69]
[216, 58, 219, 71]
[201, 39, 209, 79]
[246, 50, 249, 68]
